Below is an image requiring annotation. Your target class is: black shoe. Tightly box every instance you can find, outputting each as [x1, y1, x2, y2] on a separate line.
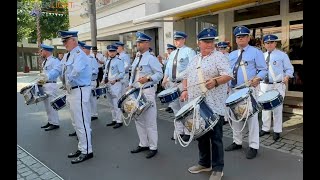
[182, 135, 190, 141]
[113, 123, 123, 129]
[69, 131, 77, 136]
[273, 132, 280, 141]
[225, 142, 242, 151]
[96, 96, 100, 99]
[91, 117, 98, 121]
[246, 147, 258, 159]
[171, 136, 175, 140]
[146, 150, 158, 159]
[259, 130, 270, 137]
[165, 107, 172, 112]
[223, 121, 228, 125]
[131, 146, 149, 153]
[106, 121, 117, 126]
[44, 125, 59, 131]
[41, 122, 51, 128]
[168, 109, 174, 113]
[68, 150, 81, 158]
[71, 153, 93, 164]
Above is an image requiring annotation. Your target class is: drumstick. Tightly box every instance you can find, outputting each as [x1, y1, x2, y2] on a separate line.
[231, 77, 256, 90]
[186, 76, 221, 89]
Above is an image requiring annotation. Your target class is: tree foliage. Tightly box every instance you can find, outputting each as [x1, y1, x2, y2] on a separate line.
[17, 0, 70, 42]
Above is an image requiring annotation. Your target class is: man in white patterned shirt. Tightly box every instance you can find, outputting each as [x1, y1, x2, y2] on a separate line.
[180, 27, 232, 180]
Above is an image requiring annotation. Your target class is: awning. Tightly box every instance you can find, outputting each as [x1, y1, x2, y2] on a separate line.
[133, 0, 269, 24]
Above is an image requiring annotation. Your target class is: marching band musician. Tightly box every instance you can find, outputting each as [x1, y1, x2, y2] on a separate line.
[38, 44, 61, 131]
[157, 44, 177, 113]
[114, 41, 131, 96]
[103, 44, 125, 129]
[129, 32, 163, 159]
[162, 31, 196, 141]
[224, 26, 267, 159]
[216, 41, 230, 59]
[79, 42, 100, 121]
[180, 27, 232, 180]
[259, 34, 294, 141]
[40, 31, 94, 164]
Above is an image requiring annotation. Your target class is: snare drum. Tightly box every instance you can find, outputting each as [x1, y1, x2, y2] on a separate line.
[94, 87, 107, 97]
[20, 84, 48, 105]
[50, 94, 67, 111]
[257, 90, 283, 111]
[157, 87, 180, 103]
[225, 88, 261, 120]
[175, 96, 219, 139]
[117, 87, 151, 116]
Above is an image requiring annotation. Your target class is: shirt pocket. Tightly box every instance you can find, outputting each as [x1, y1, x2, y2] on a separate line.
[138, 60, 149, 73]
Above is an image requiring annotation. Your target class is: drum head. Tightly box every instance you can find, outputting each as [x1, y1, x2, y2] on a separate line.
[257, 90, 280, 103]
[226, 88, 250, 105]
[157, 87, 178, 97]
[175, 96, 203, 119]
[118, 88, 138, 108]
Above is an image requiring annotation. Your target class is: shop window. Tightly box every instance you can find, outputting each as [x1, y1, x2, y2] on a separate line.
[196, 14, 218, 33]
[289, 20, 303, 60]
[289, 0, 303, 13]
[288, 20, 303, 92]
[234, 2, 280, 22]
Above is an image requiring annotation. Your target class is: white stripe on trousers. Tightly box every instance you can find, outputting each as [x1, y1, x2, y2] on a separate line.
[67, 86, 92, 154]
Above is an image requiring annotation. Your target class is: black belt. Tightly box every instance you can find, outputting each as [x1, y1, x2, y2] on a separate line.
[71, 85, 88, 89]
[262, 81, 282, 84]
[46, 81, 56, 83]
[143, 85, 154, 89]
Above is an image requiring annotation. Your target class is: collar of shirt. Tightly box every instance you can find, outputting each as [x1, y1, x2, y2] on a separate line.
[69, 46, 81, 56]
[198, 49, 215, 59]
[238, 44, 250, 53]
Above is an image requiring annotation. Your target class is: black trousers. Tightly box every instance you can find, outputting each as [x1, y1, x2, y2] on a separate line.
[197, 115, 224, 172]
[97, 67, 104, 87]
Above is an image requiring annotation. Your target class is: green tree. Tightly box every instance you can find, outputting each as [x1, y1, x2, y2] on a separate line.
[17, 0, 69, 42]
[17, 0, 36, 42]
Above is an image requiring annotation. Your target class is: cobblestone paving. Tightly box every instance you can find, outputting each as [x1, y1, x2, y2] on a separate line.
[17, 145, 63, 180]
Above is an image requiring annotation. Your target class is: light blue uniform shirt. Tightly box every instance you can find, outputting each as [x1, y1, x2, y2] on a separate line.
[48, 46, 91, 87]
[129, 51, 163, 86]
[88, 55, 99, 81]
[118, 51, 131, 73]
[164, 45, 196, 81]
[43, 55, 60, 81]
[264, 49, 294, 82]
[229, 45, 267, 87]
[103, 56, 125, 81]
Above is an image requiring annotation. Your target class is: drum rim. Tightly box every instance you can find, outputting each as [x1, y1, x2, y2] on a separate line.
[175, 96, 204, 119]
[225, 88, 250, 105]
[257, 90, 282, 103]
[157, 87, 179, 97]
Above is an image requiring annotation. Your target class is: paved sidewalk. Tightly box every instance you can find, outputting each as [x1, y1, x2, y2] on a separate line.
[17, 145, 63, 180]
[17, 71, 41, 77]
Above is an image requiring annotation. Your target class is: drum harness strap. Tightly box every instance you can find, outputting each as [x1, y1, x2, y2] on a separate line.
[120, 82, 152, 126]
[225, 92, 251, 133]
